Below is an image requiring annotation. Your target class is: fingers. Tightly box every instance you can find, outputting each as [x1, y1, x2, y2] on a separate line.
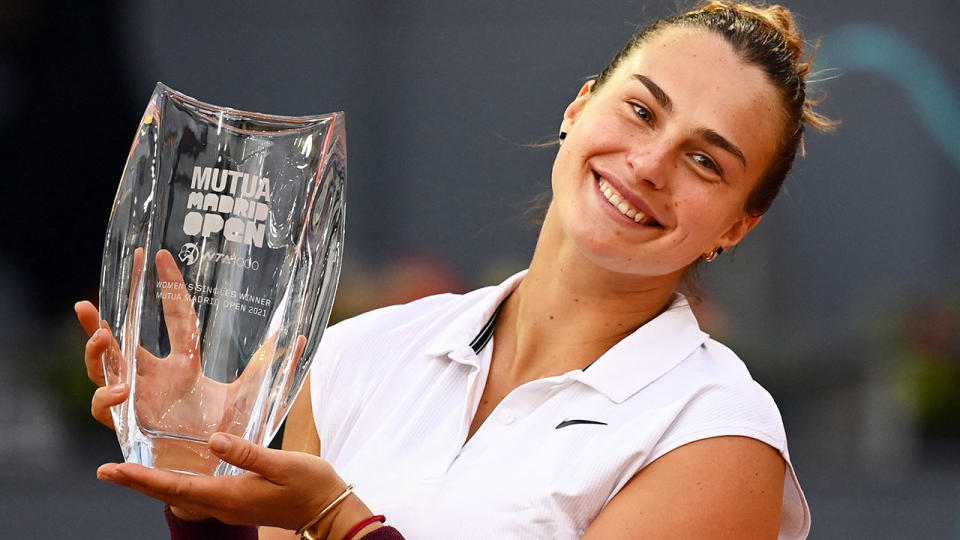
[234, 334, 278, 388]
[97, 462, 221, 517]
[293, 335, 308, 363]
[81, 307, 128, 429]
[91, 383, 128, 429]
[85, 328, 117, 387]
[98, 441, 342, 531]
[236, 334, 307, 389]
[155, 249, 200, 357]
[208, 433, 289, 480]
[75, 301, 102, 337]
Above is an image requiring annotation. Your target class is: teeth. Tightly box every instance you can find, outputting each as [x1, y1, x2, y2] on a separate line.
[596, 176, 657, 226]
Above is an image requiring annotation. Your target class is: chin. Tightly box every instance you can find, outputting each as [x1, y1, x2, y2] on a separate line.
[572, 233, 692, 280]
[571, 235, 644, 275]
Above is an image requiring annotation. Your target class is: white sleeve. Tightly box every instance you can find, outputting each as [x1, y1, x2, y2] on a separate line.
[645, 380, 811, 540]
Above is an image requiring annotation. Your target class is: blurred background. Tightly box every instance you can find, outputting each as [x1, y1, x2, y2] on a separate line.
[1, 0, 958, 537]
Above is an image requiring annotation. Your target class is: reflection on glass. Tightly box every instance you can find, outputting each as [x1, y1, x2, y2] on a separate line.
[99, 83, 346, 475]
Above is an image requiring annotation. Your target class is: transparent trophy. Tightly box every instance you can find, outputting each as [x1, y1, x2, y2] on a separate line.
[98, 83, 345, 476]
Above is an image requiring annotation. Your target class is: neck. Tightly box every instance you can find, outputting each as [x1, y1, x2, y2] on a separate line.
[495, 205, 682, 381]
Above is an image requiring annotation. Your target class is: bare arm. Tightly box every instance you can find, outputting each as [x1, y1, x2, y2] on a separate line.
[281, 377, 323, 456]
[582, 436, 785, 539]
[255, 379, 383, 540]
[259, 379, 322, 540]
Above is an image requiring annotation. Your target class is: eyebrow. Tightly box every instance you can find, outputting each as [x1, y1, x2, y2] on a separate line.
[632, 74, 673, 113]
[696, 127, 747, 168]
[632, 73, 747, 169]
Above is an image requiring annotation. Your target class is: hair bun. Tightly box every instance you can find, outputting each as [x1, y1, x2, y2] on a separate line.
[697, 2, 805, 67]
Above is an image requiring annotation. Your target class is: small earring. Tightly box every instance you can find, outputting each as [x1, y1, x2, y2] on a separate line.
[559, 130, 567, 144]
[704, 246, 724, 262]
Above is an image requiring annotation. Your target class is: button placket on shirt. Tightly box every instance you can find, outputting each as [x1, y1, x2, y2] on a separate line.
[492, 378, 562, 428]
[446, 375, 583, 495]
[456, 369, 580, 470]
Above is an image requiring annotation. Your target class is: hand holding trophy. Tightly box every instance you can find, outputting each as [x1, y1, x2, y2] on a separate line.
[93, 83, 346, 476]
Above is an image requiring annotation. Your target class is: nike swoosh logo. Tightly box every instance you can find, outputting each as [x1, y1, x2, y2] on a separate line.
[555, 419, 608, 429]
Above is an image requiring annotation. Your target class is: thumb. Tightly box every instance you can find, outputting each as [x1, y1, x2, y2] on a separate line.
[208, 433, 284, 478]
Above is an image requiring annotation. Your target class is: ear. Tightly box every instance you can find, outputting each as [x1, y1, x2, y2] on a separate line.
[560, 80, 596, 134]
[718, 213, 762, 250]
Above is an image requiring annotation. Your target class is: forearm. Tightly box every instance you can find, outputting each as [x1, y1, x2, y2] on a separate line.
[165, 498, 405, 540]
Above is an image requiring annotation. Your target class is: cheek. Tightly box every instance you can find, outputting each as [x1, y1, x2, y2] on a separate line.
[550, 150, 569, 196]
[552, 147, 588, 200]
[673, 193, 732, 241]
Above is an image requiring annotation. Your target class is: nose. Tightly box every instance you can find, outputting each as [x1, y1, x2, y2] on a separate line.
[625, 139, 671, 190]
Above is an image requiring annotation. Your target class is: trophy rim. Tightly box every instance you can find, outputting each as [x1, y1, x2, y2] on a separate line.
[155, 81, 344, 136]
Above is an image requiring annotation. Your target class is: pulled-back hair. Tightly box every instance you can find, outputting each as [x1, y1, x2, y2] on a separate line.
[595, 1, 837, 217]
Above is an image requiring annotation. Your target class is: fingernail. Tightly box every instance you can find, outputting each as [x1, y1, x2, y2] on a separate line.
[109, 383, 127, 395]
[209, 434, 231, 453]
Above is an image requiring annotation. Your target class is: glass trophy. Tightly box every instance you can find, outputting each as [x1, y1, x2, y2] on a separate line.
[98, 83, 345, 475]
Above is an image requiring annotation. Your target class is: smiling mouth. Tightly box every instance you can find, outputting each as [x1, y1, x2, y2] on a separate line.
[593, 173, 662, 227]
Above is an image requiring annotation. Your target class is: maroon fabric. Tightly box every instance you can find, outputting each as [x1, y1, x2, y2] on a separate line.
[358, 526, 405, 540]
[164, 506, 258, 540]
[164, 506, 406, 540]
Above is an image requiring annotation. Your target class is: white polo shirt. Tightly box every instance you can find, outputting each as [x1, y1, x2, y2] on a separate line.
[310, 271, 811, 539]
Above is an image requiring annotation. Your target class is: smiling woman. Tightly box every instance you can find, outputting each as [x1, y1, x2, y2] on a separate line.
[80, 2, 830, 539]
[552, 27, 783, 280]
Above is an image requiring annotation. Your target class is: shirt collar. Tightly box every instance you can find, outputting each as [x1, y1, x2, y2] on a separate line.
[574, 294, 708, 403]
[424, 270, 527, 364]
[426, 271, 709, 402]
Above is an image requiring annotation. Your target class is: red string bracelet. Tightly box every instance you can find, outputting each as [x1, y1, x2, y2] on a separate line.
[341, 514, 386, 540]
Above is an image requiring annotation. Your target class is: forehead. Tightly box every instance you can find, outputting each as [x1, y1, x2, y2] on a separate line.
[605, 27, 783, 172]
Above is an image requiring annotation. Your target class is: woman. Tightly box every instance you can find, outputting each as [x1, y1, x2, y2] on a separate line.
[78, 2, 832, 538]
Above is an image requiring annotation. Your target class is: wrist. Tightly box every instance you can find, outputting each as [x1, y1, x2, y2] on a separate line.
[305, 493, 377, 540]
[338, 513, 385, 540]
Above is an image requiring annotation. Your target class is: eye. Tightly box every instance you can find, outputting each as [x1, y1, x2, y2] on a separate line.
[631, 103, 654, 125]
[691, 153, 722, 175]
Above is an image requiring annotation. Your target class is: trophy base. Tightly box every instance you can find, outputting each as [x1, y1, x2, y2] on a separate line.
[124, 436, 237, 476]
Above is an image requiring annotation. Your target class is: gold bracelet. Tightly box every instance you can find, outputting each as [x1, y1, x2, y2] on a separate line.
[297, 483, 356, 540]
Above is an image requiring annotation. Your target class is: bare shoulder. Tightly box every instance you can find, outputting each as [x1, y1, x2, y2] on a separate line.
[583, 436, 785, 540]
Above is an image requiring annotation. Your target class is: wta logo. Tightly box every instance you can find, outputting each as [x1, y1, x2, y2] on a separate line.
[178, 242, 262, 271]
[178, 243, 200, 265]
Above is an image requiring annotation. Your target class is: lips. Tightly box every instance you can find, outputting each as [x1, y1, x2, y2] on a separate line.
[592, 171, 662, 227]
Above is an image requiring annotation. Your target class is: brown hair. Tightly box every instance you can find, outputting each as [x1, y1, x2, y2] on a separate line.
[594, 1, 837, 217]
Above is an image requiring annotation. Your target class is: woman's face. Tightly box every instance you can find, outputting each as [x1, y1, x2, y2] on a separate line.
[551, 26, 783, 280]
